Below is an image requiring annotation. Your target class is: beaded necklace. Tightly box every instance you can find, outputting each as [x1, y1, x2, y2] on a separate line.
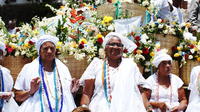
[156, 74, 172, 107]
[102, 60, 119, 105]
[0, 67, 4, 108]
[44, 71, 61, 100]
[39, 58, 64, 112]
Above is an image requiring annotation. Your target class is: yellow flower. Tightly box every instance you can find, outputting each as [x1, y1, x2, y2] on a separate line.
[197, 57, 200, 62]
[60, 5, 65, 9]
[33, 30, 39, 35]
[174, 53, 180, 57]
[185, 22, 191, 28]
[150, 52, 154, 57]
[79, 38, 87, 44]
[70, 41, 78, 48]
[136, 50, 142, 54]
[10, 34, 17, 38]
[10, 44, 17, 49]
[24, 43, 29, 48]
[177, 47, 182, 51]
[97, 34, 103, 38]
[56, 42, 62, 49]
[102, 16, 113, 25]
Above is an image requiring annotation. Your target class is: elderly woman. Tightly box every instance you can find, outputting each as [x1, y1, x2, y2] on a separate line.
[79, 32, 152, 112]
[0, 41, 18, 112]
[14, 35, 78, 112]
[144, 50, 187, 112]
[185, 63, 200, 112]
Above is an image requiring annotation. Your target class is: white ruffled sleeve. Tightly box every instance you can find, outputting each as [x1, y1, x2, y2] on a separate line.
[188, 66, 200, 90]
[79, 58, 101, 85]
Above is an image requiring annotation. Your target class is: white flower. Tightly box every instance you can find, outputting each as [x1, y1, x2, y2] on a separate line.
[142, 1, 149, 7]
[163, 29, 169, 34]
[190, 49, 195, 54]
[158, 24, 164, 29]
[188, 55, 193, 59]
[21, 50, 26, 55]
[135, 54, 145, 61]
[14, 51, 20, 56]
[157, 19, 162, 23]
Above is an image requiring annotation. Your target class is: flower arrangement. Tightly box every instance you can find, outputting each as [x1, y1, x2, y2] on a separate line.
[172, 39, 200, 66]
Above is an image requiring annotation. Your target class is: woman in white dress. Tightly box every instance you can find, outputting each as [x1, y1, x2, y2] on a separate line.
[14, 35, 79, 112]
[0, 41, 18, 112]
[144, 50, 187, 112]
[185, 65, 200, 112]
[78, 32, 152, 112]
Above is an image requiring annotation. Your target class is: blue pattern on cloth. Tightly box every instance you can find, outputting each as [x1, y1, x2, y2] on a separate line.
[0, 69, 4, 110]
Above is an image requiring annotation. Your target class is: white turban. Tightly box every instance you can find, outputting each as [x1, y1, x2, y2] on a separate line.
[36, 35, 59, 54]
[102, 32, 137, 53]
[0, 41, 5, 53]
[152, 49, 172, 68]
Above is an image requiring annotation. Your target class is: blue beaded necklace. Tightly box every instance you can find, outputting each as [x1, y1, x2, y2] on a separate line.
[39, 58, 63, 112]
[0, 68, 4, 109]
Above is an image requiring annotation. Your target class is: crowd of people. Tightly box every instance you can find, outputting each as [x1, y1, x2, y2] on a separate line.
[0, 0, 200, 112]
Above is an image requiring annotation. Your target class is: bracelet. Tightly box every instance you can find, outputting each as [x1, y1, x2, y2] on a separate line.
[146, 105, 153, 112]
[81, 104, 89, 108]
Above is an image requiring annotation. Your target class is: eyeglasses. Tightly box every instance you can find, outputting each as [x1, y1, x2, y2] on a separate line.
[106, 43, 124, 47]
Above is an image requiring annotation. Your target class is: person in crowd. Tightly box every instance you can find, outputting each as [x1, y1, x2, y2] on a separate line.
[188, 0, 200, 32]
[0, 41, 18, 112]
[7, 19, 17, 34]
[14, 35, 79, 112]
[144, 49, 187, 112]
[78, 32, 152, 112]
[185, 60, 200, 112]
[150, 0, 183, 24]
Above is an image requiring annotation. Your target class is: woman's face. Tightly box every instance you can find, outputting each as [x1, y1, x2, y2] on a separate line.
[105, 37, 123, 60]
[158, 60, 172, 75]
[39, 41, 56, 62]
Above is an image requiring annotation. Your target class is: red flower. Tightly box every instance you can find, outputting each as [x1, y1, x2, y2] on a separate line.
[130, 32, 135, 36]
[78, 43, 84, 49]
[6, 46, 14, 53]
[189, 44, 195, 48]
[133, 49, 137, 55]
[143, 48, 149, 55]
[70, 9, 77, 18]
[28, 41, 35, 45]
[172, 46, 177, 51]
[184, 54, 189, 60]
[123, 49, 128, 53]
[136, 42, 140, 47]
[70, 19, 77, 24]
[134, 36, 140, 41]
[97, 38, 103, 44]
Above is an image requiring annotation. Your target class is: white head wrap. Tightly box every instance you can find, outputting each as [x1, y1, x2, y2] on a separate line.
[152, 49, 172, 68]
[102, 32, 137, 53]
[0, 41, 5, 53]
[36, 35, 59, 55]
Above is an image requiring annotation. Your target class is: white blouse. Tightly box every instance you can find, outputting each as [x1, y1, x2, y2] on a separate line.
[145, 74, 183, 112]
